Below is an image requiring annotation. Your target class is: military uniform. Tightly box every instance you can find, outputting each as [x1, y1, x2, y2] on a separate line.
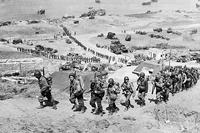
[137, 75, 148, 106]
[107, 81, 120, 114]
[162, 76, 171, 102]
[177, 73, 183, 92]
[35, 71, 56, 109]
[90, 78, 105, 115]
[192, 69, 198, 85]
[171, 74, 178, 95]
[185, 72, 193, 89]
[152, 76, 163, 103]
[182, 72, 187, 90]
[121, 79, 134, 110]
[69, 78, 86, 112]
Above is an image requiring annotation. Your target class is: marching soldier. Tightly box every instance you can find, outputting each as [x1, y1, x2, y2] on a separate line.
[185, 71, 193, 90]
[182, 70, 187, 90]
[121, 76, 135, 111]
[162, 75, 172, 102]
[137, 72, 148, 106]
[106, 78, 120, 115]
[191, 68, 198, 85]
[69, 72, 86, 113]
[89, 72, 107, 115]
[152, 76, 163, 103]
[34, 70, 57, 110]
[170, 73, 178, 96]
[177, 70, 183, 92]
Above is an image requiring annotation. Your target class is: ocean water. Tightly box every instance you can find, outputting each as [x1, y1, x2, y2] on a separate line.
[0, 0, 197, 21]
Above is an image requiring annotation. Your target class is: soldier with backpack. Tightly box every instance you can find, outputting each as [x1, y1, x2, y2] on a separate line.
[152, 76, 163, 103]
[89, 71, 107, 115]
[106, 78, 120, 115]
[121, 76, 135, 111]
[34, 70, 57, 110]
[69, 72, 87, 113]
[136, 72, 148, 106]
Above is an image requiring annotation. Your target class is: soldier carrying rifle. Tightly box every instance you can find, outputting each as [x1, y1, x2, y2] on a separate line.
[121, 76, 135, 111]
[34, 70, 57, 110]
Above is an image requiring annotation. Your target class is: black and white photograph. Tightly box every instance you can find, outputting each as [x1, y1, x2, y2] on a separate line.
[0, 0, 200, 133]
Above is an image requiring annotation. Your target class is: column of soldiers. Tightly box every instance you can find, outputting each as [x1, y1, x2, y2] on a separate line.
[17, 46, 127, 65]
[17, 47, 101, 63]
[33, 66, 199, 115]
[70, 71, 149, 115]
[151, 66, 199, 104]
[33, 70, 148, 115]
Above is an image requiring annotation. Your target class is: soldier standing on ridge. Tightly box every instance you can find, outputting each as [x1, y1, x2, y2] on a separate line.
[162, 74, 171, 102]
[170, 73, 178, 96]
[121, 76, 135, 111]
[34, 70, 57, 110]
[137, 72, 148, 106]
[182, 69, 187, 90]
[106, 78, 120, 115]
[69, 72, 86, 113]
[89, 72, 107, 115]
[152, 76, 163, 104]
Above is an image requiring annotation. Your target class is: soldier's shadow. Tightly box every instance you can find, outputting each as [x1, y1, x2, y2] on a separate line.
[43, 100, 59, 107]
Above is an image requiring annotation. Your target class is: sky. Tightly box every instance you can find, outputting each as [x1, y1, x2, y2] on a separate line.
[0, 0, 197, 21]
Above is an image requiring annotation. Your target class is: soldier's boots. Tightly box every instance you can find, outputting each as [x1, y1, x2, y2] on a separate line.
[81, 106, 87, 113]
[140, 101, 146, 107]
[91, 108, 96, 113]
[113, 103, 120, 111]
[72, 104, 77, 110]
[73, 105, 82, 112]
[156, 98, 161, 104]
[139, 98, 145, 107]
[74, 105, 87, 113]
[163, 96, 169, 103]
[94, 108, 104, 116]
[109, 107, 119, 115]
[124, 100, 133, 111]
[130, 104, 134, 108]
[108, 105, 115, 115]
[124, 106, 129, 111]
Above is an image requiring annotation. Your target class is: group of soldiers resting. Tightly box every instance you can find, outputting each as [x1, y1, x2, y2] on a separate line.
[33, 65, 199, 115]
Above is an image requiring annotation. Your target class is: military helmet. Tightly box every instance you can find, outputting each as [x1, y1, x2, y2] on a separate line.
[124, 76, 129, 80]
[34, 70, 41, 77]
[108, 78, 114, 84]
[139, 72, 145, 77]
[69, 72, 76, 78]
